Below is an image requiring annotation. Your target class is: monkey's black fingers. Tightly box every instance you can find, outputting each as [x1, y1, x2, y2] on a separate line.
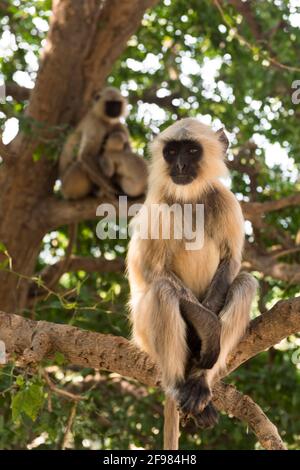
[178, 375, 212, 415]
[193, 403, 219, 429]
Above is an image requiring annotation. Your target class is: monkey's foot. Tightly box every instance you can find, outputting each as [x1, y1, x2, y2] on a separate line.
[177, 374, 212, 416]
[193, 403, 219, 429]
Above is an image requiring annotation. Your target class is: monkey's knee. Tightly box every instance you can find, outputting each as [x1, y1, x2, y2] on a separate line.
[225, 272, 257, 305]
[152, 278, 178, 302]
[120, 178, 146, 197]
[61, 164, 93, 200]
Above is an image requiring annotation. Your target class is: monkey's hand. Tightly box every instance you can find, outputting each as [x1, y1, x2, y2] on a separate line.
[99, 154, 115, 178]
[197, 304, 221, 370]
[105, 131, 127, 152]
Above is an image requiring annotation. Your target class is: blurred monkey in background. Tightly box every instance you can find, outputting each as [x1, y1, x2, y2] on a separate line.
[99, 128, 148, 197]
[59, 87, 128, 199]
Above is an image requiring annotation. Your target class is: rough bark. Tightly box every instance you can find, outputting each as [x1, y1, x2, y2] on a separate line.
[0, 0, 157, 313]
[227, 297, 300, 374]
[1, 296, 295, 450]
[213, 383, 286, 450]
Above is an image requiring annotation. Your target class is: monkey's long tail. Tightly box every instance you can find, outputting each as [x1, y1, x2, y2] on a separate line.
[164, 395, 179, 450]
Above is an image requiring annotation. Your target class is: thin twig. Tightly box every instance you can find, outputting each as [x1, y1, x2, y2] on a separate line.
[214, 0, 300, 73]
[61, 403, 77, 450]
[43, 371, 87, 402]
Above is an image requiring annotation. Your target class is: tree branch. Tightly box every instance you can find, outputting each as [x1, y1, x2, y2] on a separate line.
[131, 87, 182, 111]
[241, 193, 300, 222]
[82, 0, 160, 109]
[5, 82, 31, 101]
[26, 0, 159, 126]
[226, 296, 300, 375]
[217, 0, 300, 73]
[244, 243, 300, 285]
[1, 296, 298, 449]
[226, 0, 265, 42]
[42, 195, 143, 231]
[35, 256, 125, 284]
[213, 382, 286, 450]
[0, 138, 16, 163]
[28, 256, 125, 303]
[42, 189, 300, 236]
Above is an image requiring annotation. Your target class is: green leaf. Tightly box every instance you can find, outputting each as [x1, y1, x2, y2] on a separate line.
[15, 375, 25, 387]
[54, 352, 67, 366]
[0, 242, 7, 253]
[11, 382, 44, 423]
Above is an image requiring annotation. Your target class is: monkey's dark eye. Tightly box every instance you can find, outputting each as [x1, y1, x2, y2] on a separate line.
[168, 148, 177, 156]
[189, 147, 199, 154]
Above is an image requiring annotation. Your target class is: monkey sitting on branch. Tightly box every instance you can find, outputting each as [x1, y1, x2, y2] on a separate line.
[59, 86, 129, 199]
[99, 127, 148, 198]
[127, 118, 257, 449]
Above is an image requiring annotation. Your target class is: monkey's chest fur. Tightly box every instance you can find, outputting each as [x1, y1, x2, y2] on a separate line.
[162, 187, 226, 300]
[170, 237, 220, 300]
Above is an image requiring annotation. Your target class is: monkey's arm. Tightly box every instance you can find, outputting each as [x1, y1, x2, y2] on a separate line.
[167, 272, 221, 369]
[201, 257, 240, 315]
[202, 191, 244, 315]
[113, 152, 148, 197]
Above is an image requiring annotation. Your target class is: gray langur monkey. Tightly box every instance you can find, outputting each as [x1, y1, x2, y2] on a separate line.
[127, 118, 257, 449]
[59, 86, 128, 199]
[99, 128, 148, 198]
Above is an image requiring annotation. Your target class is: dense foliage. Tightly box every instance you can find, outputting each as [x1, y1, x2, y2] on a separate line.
[0, 0, 299, 449]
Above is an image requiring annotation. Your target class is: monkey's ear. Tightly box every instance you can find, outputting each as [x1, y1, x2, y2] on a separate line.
[93, 91, 102, 101]
[216, 128, 229, 154]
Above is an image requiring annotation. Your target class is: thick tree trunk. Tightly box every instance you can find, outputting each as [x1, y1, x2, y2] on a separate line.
[0, 0, 158, 312]
[0, 143, 56, 311]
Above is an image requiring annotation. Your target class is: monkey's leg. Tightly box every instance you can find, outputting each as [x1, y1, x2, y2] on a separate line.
[167, 272, 221, 370]
[155, 274, 222, 417]
[176, 299, 221, 420]
[207, 272, 257, 385]
[119, 176, 146, 198]
[133, 278, 204, 398]
[195, 272, 257, 429]
[132, 281, 185, 451]
[61, 162, 93, 200]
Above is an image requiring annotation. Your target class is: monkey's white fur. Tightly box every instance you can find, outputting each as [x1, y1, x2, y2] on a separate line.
[149, 118, 229, 203]
[127, 118, 257, 445]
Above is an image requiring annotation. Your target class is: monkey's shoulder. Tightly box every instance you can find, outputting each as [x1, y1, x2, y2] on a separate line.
[200, 183, 242, 219]
[199, 183, 244, 244]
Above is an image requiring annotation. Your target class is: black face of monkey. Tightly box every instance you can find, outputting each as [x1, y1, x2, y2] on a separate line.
[105, 100, 123, 118]
[163, 139, 203, 185]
